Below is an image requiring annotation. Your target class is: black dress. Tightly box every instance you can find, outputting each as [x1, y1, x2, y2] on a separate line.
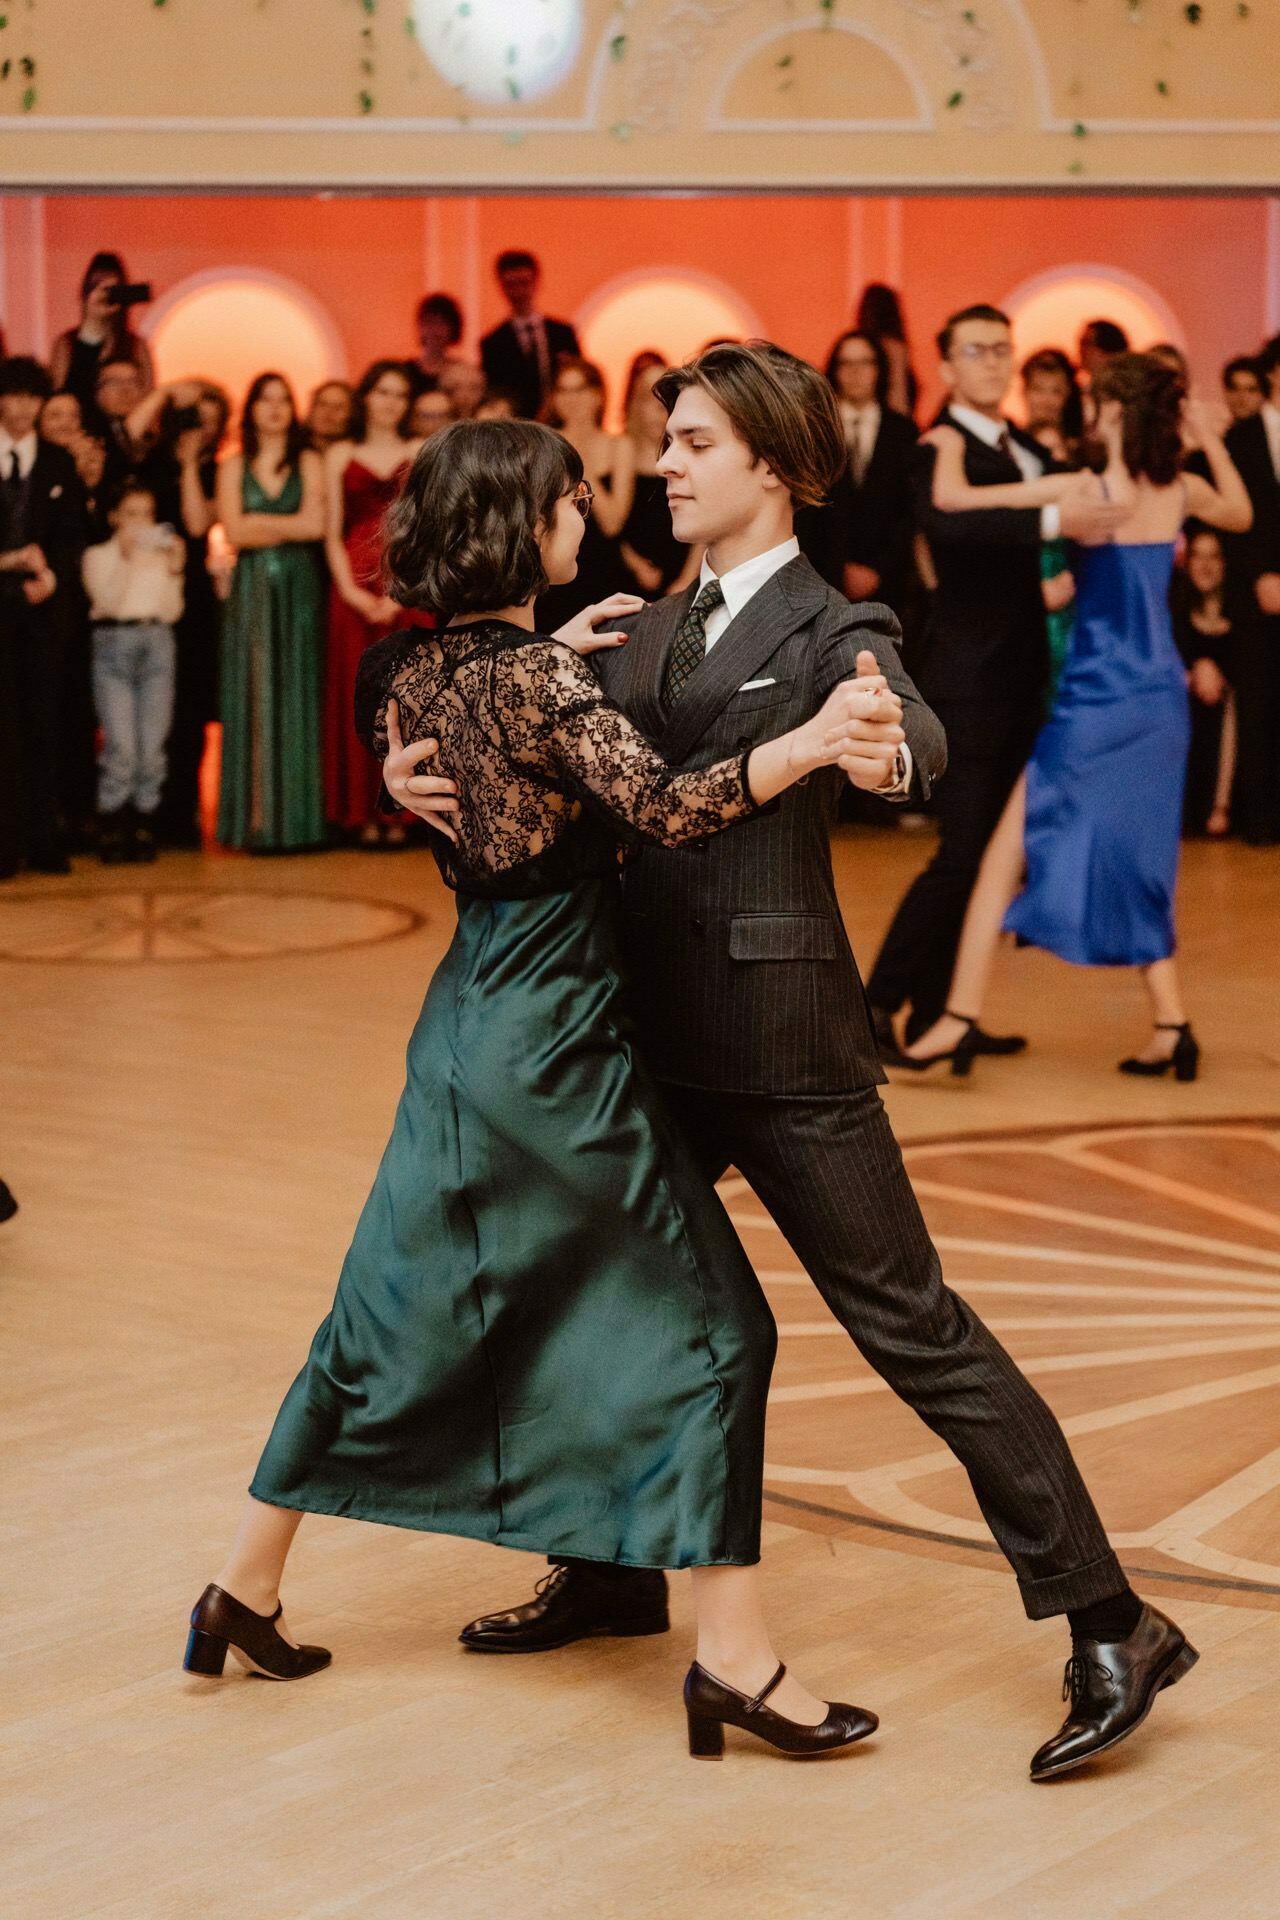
[620, 470, 689, 598]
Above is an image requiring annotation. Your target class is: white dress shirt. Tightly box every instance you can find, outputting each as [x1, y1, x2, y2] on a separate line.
[698, 535, 912, 798]
[0, 427, 39, 483]
[1262, 402, 1280, 482]
[83, 533, 185, 625]
[947, 403, 1061, 542]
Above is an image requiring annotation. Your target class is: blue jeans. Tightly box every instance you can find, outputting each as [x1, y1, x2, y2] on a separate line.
[92, 621, 177, 815]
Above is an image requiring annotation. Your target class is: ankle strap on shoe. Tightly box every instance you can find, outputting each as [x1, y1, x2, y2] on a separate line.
[746, 1663, 787, 1714]
[943, 1010, 978, 1030]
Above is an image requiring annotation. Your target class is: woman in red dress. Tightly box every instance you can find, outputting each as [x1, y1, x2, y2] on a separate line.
[323, 360, 424, 845]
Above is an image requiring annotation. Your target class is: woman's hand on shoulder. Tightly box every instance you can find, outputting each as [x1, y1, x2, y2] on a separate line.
[551, 592, 644, 655]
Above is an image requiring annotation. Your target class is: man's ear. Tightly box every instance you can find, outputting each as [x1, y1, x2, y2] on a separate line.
[938, 360, 956, 398]
[760, 461, 784, 494]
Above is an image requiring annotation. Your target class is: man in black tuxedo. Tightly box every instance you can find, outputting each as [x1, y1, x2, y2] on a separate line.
[385, 345, 1192, 1780]
[1222, 332, 1280, 844]
[867, 304, 1125, 1048]
[0, 356, 88, 876]
[479, 250, 580, 420]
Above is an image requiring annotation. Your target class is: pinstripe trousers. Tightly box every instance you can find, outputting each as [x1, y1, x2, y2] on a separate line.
[658, 1081, 1126, 1620]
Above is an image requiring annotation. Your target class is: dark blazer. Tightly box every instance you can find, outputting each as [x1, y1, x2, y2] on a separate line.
[1, 442, 87, 600]
[912, 410, 1050, 707]
[1222, 412, 1280, 585]
[480, 315, 581, 419]
[595, 553, 947, 1095]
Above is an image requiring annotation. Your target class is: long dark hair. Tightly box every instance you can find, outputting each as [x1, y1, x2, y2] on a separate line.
[350, 359, 415, 443]
[856, 282, 908, 344]
[239, 371, 309, 475]
[824, 330, 890, 408]
[1091, 352, 1185, 487]
[383, 418, 584, 616]
[79, 250, 141, 360]
[1021, 347, 1085, 444]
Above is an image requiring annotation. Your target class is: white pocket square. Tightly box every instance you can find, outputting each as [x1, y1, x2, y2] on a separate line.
[737, 677, 776, 691]
[50, 484, 63, 498]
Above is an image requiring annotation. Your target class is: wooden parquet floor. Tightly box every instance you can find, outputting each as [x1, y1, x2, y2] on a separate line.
[4, 828, 1280, 1920]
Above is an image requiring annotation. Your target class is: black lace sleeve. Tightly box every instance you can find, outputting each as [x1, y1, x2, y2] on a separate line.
[500, 641, 760, 847]
[353, 630, 436, 759]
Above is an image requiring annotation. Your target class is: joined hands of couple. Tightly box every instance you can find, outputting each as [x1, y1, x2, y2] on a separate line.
[381, 593, 907, 842]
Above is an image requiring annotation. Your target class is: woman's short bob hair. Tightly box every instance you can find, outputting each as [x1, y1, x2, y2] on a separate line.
[384, 418, 584, 617]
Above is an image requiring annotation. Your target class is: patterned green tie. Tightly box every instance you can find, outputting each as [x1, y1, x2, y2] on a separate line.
[662, 578, 724, 707]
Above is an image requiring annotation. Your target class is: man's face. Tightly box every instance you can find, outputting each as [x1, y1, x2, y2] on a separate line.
[308, 384, 352, 443]
[941, 319, 1014, 412]
[657, 385, 778, 550]
[1, 391, 43, 439]
[498, 265, 539, 316]
[832, 339, 880, 409]
[1225, 369, 1263, 421]
[439, 363, 486, 418]
[40, 393, 82, 446]
[97, 363, 143, 419]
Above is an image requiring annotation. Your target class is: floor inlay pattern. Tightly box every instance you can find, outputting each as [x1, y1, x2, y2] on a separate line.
[730, 1119, 1280, 1606]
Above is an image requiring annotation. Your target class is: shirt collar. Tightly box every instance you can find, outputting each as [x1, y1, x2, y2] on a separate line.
[700, 536, 800, 621]
[948, 403, 1009, 450]
[0, 428, 38, 471]
[1263, 402, 1280, 433]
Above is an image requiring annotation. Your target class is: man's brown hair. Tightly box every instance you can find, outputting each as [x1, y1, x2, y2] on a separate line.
[653, 341, 846, 509]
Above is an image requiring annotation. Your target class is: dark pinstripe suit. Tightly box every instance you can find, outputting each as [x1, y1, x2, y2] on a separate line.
[593, 554, 1125, 1619]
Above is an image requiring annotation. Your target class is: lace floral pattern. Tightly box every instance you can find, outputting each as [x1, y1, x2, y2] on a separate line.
[355, 619, 757, 897]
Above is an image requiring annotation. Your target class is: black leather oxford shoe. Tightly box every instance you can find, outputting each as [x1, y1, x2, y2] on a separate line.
[459, 1561, 669, 1653]
[1030, 1603, 1198, 1780]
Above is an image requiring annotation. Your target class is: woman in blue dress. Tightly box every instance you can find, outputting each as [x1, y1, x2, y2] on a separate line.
[183, 419, 881, 1761]
[898, 356, 1251, 1079]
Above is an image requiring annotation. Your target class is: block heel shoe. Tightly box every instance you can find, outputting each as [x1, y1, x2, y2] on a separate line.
[183, 1583, 332, 1681]
[683, 1661, 878, 1761]
[1118, 1022, 1200, 1082]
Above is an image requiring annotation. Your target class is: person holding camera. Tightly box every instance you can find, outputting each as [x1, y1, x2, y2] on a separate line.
[82, 482, 185, 864]
[50, 251, 155, 423]
[0, 356, 88, 878]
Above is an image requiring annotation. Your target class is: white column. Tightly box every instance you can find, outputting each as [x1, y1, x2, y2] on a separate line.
[1266, 198, 1280, 335]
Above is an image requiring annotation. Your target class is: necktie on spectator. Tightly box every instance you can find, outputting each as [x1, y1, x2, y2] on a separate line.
[4, 449, 19, 487]
[663, 578, 724, 707]
[995, 427, 1014, 462]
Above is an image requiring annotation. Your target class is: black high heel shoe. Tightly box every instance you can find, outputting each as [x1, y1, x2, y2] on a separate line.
[183, 1583, 332, 1680]
[684, 1661, 878, 1760]
[1118, 1022, 1200, 1082]
[887, 1010, 980, 1079]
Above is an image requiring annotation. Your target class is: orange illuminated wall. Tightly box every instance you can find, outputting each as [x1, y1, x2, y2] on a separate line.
[7, 193, 1273, 422]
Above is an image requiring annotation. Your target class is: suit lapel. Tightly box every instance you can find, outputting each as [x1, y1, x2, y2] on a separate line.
[658, 556, 826, 764]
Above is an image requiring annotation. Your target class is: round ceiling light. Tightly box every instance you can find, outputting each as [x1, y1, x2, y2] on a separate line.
[413, 0, 585, 108]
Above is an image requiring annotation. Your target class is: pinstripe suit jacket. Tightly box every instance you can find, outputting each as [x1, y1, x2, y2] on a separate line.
[595, 553, 948, 1095]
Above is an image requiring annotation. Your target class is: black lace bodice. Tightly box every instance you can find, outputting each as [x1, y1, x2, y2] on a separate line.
[354, 618, 760, 898]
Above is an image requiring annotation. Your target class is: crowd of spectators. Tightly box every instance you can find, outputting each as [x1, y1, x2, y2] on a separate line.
[1, 245, 1277, 875]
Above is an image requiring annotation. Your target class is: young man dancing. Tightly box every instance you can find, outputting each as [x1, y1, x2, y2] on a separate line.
[383, 343, 1195, 1780]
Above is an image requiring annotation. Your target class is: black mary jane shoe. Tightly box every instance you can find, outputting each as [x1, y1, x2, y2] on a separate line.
[684, 1661, 878, 1761]
[1030, 1604, 1198, 1781]
[183, 1583, 331, 1681]
[1118, 1022, 1200, 1082]
[887, 1010, 981, 1079]
[459, 1562, 670, 1654]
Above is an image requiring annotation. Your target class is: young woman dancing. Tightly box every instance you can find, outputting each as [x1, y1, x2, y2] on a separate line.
[897, 356, 1250, 1080]
[184, 419, 885, 1762]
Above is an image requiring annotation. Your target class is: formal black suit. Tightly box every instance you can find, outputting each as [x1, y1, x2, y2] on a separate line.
[0, 441, 88, 872]
[867, 411, 1051, 1038]
[1222, 411, 1280, 842]
[479, 313, 581, 419]
[583, 554, 1123, 1619]
[796, 408, 920, 620]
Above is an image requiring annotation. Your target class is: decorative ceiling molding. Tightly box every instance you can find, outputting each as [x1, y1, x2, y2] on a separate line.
[706, 16, 934, 135]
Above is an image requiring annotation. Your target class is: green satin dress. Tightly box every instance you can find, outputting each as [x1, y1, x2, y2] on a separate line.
[217, 464, 325, 851]
[250, 620, 775, 1568]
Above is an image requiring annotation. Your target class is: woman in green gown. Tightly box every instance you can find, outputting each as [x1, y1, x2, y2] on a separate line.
[185, 421, 878, 1757]
[215, 372, 326, 852]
